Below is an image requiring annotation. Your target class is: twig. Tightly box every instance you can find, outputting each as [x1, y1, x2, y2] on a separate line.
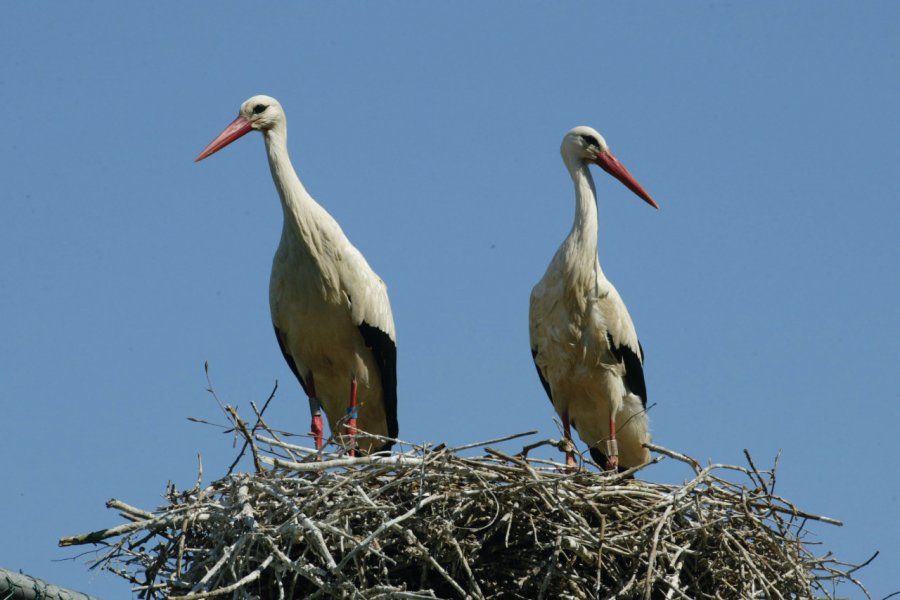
[448, 430, 538, 452]
[227, 406, 262, 473]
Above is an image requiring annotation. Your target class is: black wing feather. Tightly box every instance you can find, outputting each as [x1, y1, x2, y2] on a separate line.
[607, 332, 648, 408]
[274, 325, 309, 397]
[358, 322, 399, 449]
[531, 348, 553, 404]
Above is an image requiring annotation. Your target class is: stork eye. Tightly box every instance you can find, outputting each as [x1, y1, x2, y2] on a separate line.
[581, 135, 600, 148]
[253, 104, 268, 115]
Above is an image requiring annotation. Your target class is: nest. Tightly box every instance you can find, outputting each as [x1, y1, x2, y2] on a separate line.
[60, 397, 871, 599]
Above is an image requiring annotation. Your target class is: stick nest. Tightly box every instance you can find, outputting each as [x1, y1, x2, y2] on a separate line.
[61, 406, 871, 599]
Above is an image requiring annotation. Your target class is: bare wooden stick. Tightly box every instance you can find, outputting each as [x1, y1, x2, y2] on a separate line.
[227, 406, 262, 473]
[261, 452, 426, 471]
[448, 430, 538, 452]
[59, 514, 173, 546]
[644, 442, 702, 473]
[106, 499, 154, 521]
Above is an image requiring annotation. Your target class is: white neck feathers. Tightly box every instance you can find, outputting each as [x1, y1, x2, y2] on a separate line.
[262, 126, 336, 266]
[562, 156, 600, 269]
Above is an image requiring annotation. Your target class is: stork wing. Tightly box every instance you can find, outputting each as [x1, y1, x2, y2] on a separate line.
[274, 324, 309, 397]
[528, 277, 559, 407]
[339, 243, 399, 447]
[599, 285, 648, 408]
[531, 348, 553, 404]
[606, 332, 647, 408]
[339, 245, 397, 339]
[358, 321, 398, 443]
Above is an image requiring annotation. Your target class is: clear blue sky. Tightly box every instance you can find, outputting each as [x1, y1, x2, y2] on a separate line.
[2, 3, 897, 598]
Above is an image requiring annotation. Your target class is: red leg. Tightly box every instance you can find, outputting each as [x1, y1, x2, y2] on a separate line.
[605, 412, 619, 471]
[561, 412, 577, 469]
[347, 376, 358, 457]
[306, 374, 324, 450]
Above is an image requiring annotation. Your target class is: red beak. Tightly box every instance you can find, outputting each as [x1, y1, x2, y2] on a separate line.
[195, 115, 254, 162]
[593, 150, 659, 209]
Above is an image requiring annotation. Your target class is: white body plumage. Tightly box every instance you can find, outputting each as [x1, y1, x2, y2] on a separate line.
[530, 126, 656, 469]
[197, 96, 398, 453]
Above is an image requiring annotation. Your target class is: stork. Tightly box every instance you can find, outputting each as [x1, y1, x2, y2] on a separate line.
[195, 95, 398, 455]
[529, 126, 657, 471]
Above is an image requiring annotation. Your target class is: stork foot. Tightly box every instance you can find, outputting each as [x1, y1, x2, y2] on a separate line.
[557, 437, 578, 471]
[560, 412, 579, 471]
[605, 454, 619, 472]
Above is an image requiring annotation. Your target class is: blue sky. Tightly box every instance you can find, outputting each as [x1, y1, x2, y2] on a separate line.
[1, 3, 898, 598]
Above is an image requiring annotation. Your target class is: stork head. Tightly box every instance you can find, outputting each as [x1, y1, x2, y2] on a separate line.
[562, 126, 658, 209]
[195, 95, 285, 162]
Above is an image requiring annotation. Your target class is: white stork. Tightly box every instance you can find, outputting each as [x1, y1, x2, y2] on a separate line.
[195, 95, 398, 455]
[529, 126, 658, 471]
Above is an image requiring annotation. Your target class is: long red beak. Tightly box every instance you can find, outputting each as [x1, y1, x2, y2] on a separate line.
[195, 115, 254, 162]
[594, 150, 659, 209]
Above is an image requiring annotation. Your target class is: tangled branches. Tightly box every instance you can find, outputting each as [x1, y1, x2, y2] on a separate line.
[60, 389, 871, 599]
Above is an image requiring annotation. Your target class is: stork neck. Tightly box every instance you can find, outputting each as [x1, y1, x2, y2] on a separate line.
[566, 160, 599, 253]
[263, 127, 309, 210]
[261, 126, 325, 254]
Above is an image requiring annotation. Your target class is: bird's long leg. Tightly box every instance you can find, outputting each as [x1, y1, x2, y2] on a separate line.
[306, 374, 324, 450]
[347, 376, 358, 457]
[561, 412, 577, 469]
[605, 412, 619, 471]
